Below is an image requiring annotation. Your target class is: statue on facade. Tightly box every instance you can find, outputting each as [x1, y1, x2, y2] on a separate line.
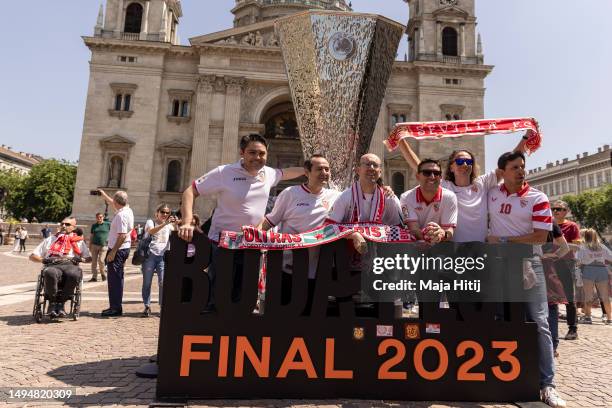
[254, 31, 264, 47]
[226, 36, 238, 45]
[240, 32, 255, 46]
[107, 156, 123, 188]
[266, 34, 279, 47]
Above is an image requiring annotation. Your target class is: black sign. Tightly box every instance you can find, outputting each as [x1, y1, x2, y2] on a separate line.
[156, 234, 539, 402]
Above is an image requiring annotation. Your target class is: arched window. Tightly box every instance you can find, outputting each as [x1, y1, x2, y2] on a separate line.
[442, 27, 458, 56]
[166, 160, 182, 192]
[124, 3, 143, 34]
[107, 156, 124, 188]
[392, 172, 405, 197]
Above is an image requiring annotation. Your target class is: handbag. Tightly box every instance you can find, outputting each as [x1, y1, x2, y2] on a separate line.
[131, 220, 153, 265]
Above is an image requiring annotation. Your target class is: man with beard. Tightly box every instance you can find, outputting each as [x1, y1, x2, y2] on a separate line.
[487, 151, 565, 408]
[30, 217, 91, 318]
[179, 134, 304, 311]
[259, 154, 340, 310]
[400, 159, 458, 242]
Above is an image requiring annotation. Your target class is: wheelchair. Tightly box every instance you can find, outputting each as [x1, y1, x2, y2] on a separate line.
[32, 259, 83, 323]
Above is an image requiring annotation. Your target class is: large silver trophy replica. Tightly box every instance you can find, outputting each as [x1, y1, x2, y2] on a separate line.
[275, 11, 404, 189]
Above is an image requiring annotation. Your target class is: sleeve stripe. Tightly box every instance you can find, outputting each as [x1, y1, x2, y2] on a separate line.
[532, 201, 550, 212]
[264, 216, 276, 227]
[532, 216, 552, 223]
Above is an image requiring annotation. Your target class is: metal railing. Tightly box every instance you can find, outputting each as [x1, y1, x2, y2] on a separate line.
[237, 0, 351, 11]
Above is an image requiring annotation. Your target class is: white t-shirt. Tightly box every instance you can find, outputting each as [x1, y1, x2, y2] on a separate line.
[487, 183, 552, 255]
[32, 235, 91, 259]
[400, 186, 458, 230]
[144, 219, 175, 257]
[265, 184, 341, 278]
[441, 170, 499, 242]
[576, 245, 612, 265]
[327, 187, 403, 225]
[108, 206, 135, 250]
[193, 161, 283, 241]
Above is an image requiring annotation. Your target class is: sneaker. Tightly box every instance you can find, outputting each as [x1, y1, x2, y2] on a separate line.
[55, 303, 67, 318]
[564, 330, 578, 340]
[48, 303, 58, 318]
[541, 386, 566, 408]
[558, 313, 567, 321]
[101, 276, 106, 281]
[579, 316, 592, 324]
[142, 306, 151, 317]
[605, 319, 611, 325]
[88, 277, 97, 282]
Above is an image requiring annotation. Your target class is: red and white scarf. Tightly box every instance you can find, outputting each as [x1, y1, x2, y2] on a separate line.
[385, 117, 542, 154]
[47, 232, 83, 258]
[350, 182, 386, 223]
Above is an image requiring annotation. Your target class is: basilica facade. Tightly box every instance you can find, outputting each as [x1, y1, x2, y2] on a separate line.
[73, 0, 492, 223]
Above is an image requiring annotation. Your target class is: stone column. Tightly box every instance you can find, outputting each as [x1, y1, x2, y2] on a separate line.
[114, 0, 124, 38]
[221, 77, 245, 164]
[370, 101, 387, 162]
[189, 75, 215, 181]
[460, 24, 466, 57]
[140, 0, 150, 40]
[436, 22, 442, 57]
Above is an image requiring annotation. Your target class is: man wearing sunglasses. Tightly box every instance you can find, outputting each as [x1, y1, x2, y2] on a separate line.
[550, 200, 580, 340]
[487, 151, 565, 408]
[30, 217, 91, 318]
[400, 159, 458, 243]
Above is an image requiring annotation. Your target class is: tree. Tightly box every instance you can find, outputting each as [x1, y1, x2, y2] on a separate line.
[0, 168, 26, 218]
[6, 160, 77, 222]
[564, 184, 612, 238]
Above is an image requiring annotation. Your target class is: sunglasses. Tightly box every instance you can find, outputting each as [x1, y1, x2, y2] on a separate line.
[420, 169, 442, 177]
[551, 208, 567, 212]
[61, 223, 74, 227]
[160, 211, 170, 215]
[454, 158, 474, 166]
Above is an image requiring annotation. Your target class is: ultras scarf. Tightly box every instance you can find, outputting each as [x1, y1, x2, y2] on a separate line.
[384, 117, 542, 154]
[218, 223, 416, 250]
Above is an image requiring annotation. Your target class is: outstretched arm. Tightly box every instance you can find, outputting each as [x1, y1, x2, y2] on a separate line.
[281, 167, 305, 181]
[398, 139, 420, 172]
[178, 186, 197, 241]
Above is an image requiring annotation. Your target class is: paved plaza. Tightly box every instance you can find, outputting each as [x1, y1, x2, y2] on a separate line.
[0, 246, 610, 407]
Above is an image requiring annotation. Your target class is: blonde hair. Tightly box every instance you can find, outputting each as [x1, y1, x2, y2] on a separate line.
[580, 228, 602, 251]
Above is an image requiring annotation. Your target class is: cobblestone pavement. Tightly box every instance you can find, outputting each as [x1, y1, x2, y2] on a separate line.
[0, 247, 610, 407]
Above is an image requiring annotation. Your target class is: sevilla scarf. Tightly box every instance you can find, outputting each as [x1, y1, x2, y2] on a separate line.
[218, 223, 416, 250]
[350, 182, 386, 223]
[47, 233, 83, 257]
[384, 117, 542, 154]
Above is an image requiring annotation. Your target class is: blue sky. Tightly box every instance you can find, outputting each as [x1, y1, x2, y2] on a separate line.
[0, 0, 610, 171]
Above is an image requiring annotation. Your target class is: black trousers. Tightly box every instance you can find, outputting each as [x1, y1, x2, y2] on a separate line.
[554, 259, 577, 331]
[43, 263, 82, 303]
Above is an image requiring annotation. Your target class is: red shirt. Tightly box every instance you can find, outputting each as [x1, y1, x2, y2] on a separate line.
[558, 220, 580, 259]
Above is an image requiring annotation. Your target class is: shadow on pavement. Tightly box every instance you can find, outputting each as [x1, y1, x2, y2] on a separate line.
[47, 356, 155, 406]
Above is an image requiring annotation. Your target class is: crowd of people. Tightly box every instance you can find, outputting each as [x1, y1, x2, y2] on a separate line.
[14, 133, 610, 408]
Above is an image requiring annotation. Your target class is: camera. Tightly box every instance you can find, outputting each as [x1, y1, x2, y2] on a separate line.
[90, 190, 101, 196]
[171, 209, 180, 218]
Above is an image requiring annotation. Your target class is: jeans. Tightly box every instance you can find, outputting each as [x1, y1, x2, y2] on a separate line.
[43, 263, 83, 303]
[525, 260, 555, 388]
[106, 248, 130, 311]
[554, 259, 577, 331]
[547, 304, 559, 351]
[141, 254, 165, 307]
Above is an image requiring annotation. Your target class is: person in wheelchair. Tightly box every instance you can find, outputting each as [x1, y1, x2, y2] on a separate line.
[29, 217, 91, 318]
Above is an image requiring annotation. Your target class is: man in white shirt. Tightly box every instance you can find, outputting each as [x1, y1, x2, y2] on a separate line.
[98, 190, 134, 317]
[178, 134, 304, 311]
[327, 153, 403, 251]
[30, 217, 91, 318]
[487, 151, 565, 408]
[400, 159, 458, 243]
[259, 154, 340, 307]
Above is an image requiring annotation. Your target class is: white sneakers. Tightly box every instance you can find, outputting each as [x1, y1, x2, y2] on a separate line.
[541, 386, 567, 408]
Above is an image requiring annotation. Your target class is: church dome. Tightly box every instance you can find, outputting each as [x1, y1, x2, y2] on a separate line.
[232, 0, 352, 27]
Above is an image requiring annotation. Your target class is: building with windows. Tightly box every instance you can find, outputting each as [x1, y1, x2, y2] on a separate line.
[73, 0, 492, 222]
[0, 145, 41, 175]
[526, 144, 612, 201]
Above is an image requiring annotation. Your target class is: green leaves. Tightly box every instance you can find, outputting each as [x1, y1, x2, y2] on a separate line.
[564, 184, 612, 236]
[0, 160, 76, 222]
